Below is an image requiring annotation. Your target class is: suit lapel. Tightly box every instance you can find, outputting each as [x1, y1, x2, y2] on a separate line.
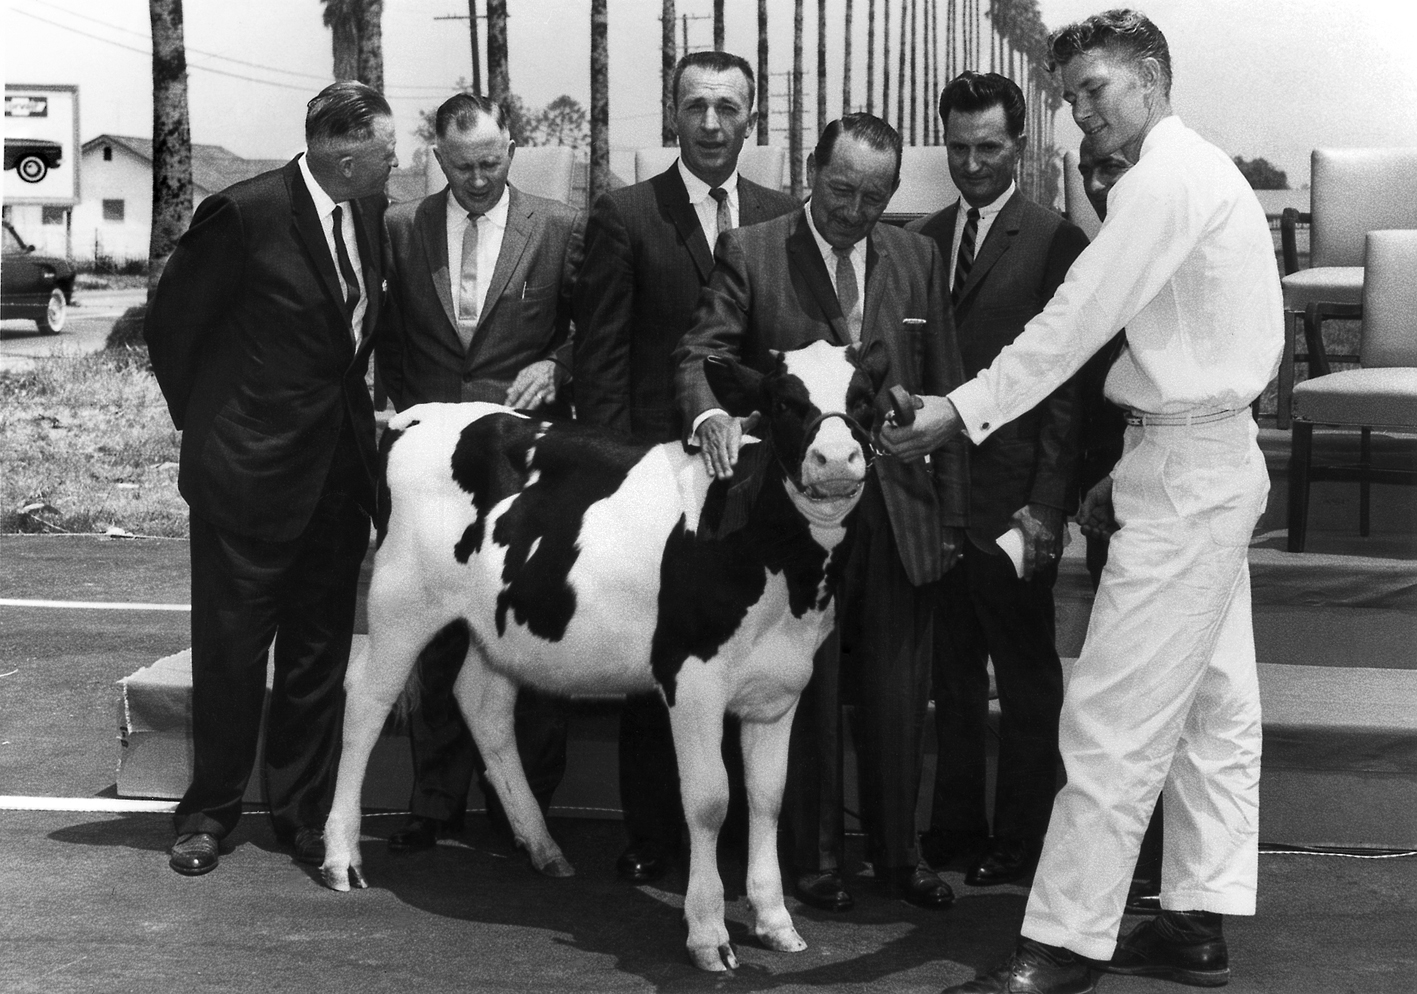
[350, 198, 382, 345]
[655, 166, 714, 281]
[957, 192, 1021, 305]
[467, 187, 533, 356]
[787, 213, 849, 346]
[416, 189, 459, 337]
[286, 160, 347, 321]
[739, 177, 790, 226]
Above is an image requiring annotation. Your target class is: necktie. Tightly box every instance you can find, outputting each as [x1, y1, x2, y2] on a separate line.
[709, 186, 732, 244]
[833, 246, 861, 344]
[331, 204, 361, 326]
[457, 212, 482, 349]
[952, 207, 980, 305]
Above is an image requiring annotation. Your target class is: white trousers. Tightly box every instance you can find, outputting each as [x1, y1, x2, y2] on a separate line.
[1021, 414, 1269, 961]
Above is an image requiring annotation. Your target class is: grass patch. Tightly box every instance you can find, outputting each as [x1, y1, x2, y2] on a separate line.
[0, 348, 188, 537]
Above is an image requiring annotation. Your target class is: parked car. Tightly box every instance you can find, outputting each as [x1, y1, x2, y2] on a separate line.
[1, 220, 75, 333]
[4, 138, 64, 184]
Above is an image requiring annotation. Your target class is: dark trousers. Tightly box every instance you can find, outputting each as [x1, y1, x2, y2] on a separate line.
[176, 485, 369, 841]
[407, 622, 568, 831]
[932, 542, 1064, 843]
[787, 478, 935, 875]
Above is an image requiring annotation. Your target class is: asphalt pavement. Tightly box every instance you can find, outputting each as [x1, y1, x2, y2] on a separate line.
[0, 286, 146, 372]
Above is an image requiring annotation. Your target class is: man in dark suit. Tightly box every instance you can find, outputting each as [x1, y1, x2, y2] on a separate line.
[573, 50, 799, 883]
[908, 72, 1088, 889]
[675, 113, 968, 909]
[377, 93, 583, 852]
[145, 81, 397, 876]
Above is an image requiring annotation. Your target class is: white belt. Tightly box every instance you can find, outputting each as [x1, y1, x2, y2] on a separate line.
[1124, 407, 1245, 427]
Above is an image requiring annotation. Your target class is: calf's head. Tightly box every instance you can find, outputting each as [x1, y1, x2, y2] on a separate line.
[704, 339, 889, 505]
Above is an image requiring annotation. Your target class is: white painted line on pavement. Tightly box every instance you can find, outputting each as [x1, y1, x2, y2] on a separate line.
[0, 795, 178, 813]
[0, 598, 190, 611]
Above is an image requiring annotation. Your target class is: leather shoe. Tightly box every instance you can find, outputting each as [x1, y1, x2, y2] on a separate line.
[616, 844, 671, 883]
[794, 870, 854, 911]
[388, 816, 448, 853]
[169, 832, 219, 876]
[920, 827, 988, 869]
[891, 866, 955, 909]
[965, 837, 1040, 887]
[943, 938, 1095, 993]
[292, 827, 325, 866]
[1107, 910, 1229, 987]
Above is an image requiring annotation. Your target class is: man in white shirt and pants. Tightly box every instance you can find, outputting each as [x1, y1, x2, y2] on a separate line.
[881, 11, 1282, 993]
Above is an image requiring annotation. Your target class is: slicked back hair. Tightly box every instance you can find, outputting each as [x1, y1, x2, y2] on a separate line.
[939, 71, 1027, 138]
[434, 92, 511, 139]
[1048, 8, 1173, 97]
[814, 113, 903, 187]
[671, 50, 756, 110]
[305, 80, 392, 145]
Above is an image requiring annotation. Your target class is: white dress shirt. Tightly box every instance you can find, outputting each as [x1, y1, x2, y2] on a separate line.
[445, 185, 511, 324]
[298, 151, 367, 342]
[949, 116, 1283, 440]
[678, 158, 740, 250]
[948, 181, 1014, 293]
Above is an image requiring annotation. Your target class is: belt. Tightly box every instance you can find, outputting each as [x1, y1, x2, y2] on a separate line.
[1124, 407, 1245, 427]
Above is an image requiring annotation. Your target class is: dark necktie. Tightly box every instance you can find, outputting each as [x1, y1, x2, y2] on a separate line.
[952, 206, 980, 305]
[833, 246, 861, 344]
[331, 204, 361, 325]
[709, 186, 732, 244]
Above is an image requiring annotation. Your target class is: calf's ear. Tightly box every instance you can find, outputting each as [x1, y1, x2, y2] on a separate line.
[854, 339, 892, 392]
[704, 355, 764, 418]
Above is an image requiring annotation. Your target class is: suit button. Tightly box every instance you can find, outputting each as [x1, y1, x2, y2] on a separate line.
[462, 372, 474, 382]
[981, 422, 991, 430]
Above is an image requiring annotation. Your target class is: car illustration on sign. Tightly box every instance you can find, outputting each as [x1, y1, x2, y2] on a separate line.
[4, 137, 63, 184]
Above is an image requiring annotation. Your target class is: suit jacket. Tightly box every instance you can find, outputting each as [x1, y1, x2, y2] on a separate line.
[673, 210, 969, 587]
[908, 193, 1089, 540]
[378, 184, 585, 411]
[572, 164, 800, 442]
[145, 157, 385, 542]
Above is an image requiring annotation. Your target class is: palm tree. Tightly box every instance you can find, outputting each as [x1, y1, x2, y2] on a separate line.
[320, 0, 383, 91]
[909, 0, 917, 144]
[866, 0, 876, 115]
[817, 0, 827, 133]
[881, 0, 890, 125]
[896, 0, 906, 134]
[757, 0, 770, 144]
[589, 0, 609, 203]
[843, 0, 854, 113]
[148, 0, 191, 294]
[487, 0, 509, 102]
[662, 0, 676, 146]
[714, 0, 725, 51]
[791, 0, 804, 197]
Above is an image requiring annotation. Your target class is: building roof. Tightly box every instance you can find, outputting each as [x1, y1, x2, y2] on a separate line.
[83, 135, 288, 195]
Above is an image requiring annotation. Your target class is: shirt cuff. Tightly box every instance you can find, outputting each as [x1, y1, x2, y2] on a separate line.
[947, 379, 1002, 445]
[690, 408, 728, 445]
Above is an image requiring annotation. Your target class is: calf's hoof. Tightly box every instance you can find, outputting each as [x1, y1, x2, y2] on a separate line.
[688, 941, 739, 972]
[535, 855, 576, 878]
[321, 863, 368, 892]
[758, 924, 807, 953]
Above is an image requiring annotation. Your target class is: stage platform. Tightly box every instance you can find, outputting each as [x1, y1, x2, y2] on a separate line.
[114, 425, 1416, 848]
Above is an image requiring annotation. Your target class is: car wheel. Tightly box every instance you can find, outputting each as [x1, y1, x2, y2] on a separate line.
[16, 155, 50, 184]
[37, 288, 67, 334]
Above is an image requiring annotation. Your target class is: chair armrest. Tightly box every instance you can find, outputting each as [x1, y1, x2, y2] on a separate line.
[1280, 209, 1310, 276]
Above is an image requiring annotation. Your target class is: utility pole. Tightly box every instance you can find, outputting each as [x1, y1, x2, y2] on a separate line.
[433, 2, 484, 93]
[681, 12, 711, 54]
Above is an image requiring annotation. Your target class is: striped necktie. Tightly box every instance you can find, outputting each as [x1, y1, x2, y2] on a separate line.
[834, 246, 861, 344]
[952, 207, 980, 305]
[709, 186, 732, 244]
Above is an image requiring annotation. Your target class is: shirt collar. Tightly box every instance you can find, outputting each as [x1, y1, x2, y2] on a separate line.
[958, 181, 1015, 219]
[802, 201, 866, 261]
[1140, 114, 1184, 158]
[297, 151, 341, 219]
[446, 184, 512, 228]
[678, 157, 739, 206]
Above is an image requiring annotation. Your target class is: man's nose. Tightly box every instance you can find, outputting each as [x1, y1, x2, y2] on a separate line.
[702, 107, 721, 132]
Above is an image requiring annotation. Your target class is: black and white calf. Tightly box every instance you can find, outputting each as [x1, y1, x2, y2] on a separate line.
[323, 340, 888, 971]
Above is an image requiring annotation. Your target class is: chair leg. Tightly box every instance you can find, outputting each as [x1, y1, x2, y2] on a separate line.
[1360, 427, 1372, 538]
[1288, 422, 1314, 553]
[1277, 311, 1299, 431]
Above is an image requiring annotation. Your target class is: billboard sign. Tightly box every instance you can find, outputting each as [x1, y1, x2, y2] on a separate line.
[4, 84, 80, 206]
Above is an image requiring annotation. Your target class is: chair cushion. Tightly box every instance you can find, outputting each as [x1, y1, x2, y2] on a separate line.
[1282, 266, 1364, 311]
[1292, 367, 1417, 427]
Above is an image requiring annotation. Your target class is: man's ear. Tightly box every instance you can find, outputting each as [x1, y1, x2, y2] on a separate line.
[704, 355, 763, 418]
[506, 139, 517, 163]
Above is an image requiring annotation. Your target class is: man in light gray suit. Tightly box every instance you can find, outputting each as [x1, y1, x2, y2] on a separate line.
[378, 93, 584, 852]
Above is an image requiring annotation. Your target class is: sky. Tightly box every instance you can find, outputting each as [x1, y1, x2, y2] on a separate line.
[4, 0, 1417, 190]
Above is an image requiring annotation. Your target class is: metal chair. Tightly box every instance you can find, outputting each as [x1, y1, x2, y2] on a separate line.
[1287, 229, 1417, 552]
[1277, 148, 1417, 428]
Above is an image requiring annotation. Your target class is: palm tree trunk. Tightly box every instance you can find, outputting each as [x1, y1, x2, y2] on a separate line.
[148, 0, 192, 294]
[882, 0, 891, 123]
[791, 0, 804, 197]
[896, 0, 906, 133]
[714, 0, 724, 50]
[866, 0, 876, 115]
[817, 0, 827, 133]
[909, 0, 918, 145]
[589, 0, 609, 203]
[662, 0, 676, 146]
[843, 0, 854, 113]
[487, 0, 510, 103]
[324, 0, 359, 82]
[757, 0, 770, 144]
[356, 0, 383, 92]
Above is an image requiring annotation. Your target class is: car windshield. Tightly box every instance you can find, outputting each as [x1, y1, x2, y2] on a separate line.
[2, 224, 28, 256]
